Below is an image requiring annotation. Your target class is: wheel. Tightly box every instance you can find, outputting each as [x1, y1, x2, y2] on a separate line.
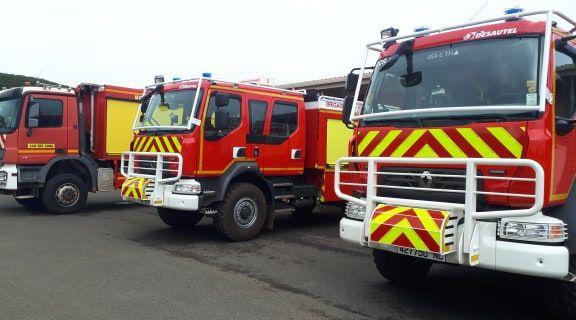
[372, 250, 432, 284]
[41, 174, 88, 214]
[294, 198, 317, 216]
[214, 182, 267, 241]
[14, 197, 44, 210]
[157, 208, 203, 229]
[545, 255, 576, 319]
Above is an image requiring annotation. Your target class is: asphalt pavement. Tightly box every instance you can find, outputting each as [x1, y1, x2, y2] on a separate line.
[0, 192, 550, 320]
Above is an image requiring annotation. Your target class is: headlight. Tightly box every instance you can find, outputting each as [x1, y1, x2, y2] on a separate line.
[173, 182, 201, 195]
[0, 171, 7, 183]
[345, 200, 367, 220]
[498, 221, 567, 243]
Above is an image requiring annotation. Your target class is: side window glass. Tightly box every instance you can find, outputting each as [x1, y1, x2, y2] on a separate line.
[270, 102, 297, 137]
[31, 99, 63, 128]
[204, 94, 241, 138]
[555, 50, 576, 119]
[248, 100, 268, 135]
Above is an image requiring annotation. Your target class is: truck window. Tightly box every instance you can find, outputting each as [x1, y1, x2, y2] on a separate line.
[270, 102, 297, 137]
[555, 50, 576, 119]
[248, 100, 268, 135]
[30, 99, 63, 128]
[204, 94, 241, 138]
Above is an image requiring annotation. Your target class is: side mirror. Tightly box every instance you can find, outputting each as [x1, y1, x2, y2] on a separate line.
[345, 72, 359, 93]
[28, 102, 40, 128]
[401, 71, 422, 87]
[214, 110, 230, 131]
[342, 96, 354, 126]
[556, 117, 575, 136]
[214, 92, 230, 108]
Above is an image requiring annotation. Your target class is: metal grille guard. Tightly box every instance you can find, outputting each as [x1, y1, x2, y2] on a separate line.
[121, 151, 183, 183]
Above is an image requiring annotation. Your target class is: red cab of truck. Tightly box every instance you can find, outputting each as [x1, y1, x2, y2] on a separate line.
[0, 83, 141, 213]
[121, 77, 352, 241]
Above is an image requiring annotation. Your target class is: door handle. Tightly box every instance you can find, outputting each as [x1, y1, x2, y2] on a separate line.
[291, 149, 302, 159]
[233, 147, 246, 158]
[56, 148, 65, 155]
[254, 147, 259, 157]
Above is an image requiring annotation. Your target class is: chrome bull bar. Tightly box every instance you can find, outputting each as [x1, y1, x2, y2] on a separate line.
[334, 157, 544, 257]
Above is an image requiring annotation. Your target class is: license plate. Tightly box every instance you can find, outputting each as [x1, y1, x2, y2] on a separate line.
[397, 247, 446, 262]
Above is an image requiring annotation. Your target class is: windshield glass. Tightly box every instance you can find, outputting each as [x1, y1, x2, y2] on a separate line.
[362, 37, 541, 123]
[0, 98, 20, 133]
[137, 89, 202, 130]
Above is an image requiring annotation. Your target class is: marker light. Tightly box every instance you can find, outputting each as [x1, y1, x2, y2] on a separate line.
[504, 6, 524, 15]
[154, 75, 165, 84]
[414, 26, 430, 33]
[380, 27, 399, 39]
[172, 77, 181, 81]
[202, 72, 212, 78]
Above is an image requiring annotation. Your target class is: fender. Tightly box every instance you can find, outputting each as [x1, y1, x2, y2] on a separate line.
[22, 155, 99, 189]
[546, 184, 576, 253]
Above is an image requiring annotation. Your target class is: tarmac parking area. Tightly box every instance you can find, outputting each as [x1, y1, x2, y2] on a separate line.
[0, 193, 549, 319]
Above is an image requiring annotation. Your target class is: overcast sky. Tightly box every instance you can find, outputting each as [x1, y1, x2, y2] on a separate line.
[1, 0, 574, 88]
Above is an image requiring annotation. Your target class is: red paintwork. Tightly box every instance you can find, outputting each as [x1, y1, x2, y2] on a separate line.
[131, 80, 343, 203]
[351, 18, 576, 208]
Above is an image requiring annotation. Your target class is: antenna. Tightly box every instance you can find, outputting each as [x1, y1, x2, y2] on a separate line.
[469, 1, 489, 22]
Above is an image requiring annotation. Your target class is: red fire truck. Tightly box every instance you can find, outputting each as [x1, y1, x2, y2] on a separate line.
[0, 83, 141, 214]
[335, 8, 576, 317]
[120, 77, 351, 241]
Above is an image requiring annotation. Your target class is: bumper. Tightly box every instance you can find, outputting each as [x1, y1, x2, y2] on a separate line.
[0, 164, 17, 191]
[339, 217, 570, 280]
[123, 179, 200, 212]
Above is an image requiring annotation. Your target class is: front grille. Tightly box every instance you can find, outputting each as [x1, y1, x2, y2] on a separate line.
[377, 167, 483, 204]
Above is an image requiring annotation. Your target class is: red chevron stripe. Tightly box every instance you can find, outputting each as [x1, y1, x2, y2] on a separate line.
[380, 130, 413, 157]
[360, 131, 388, 156]
[475, 127, 516, 158]
[158, 137, 171, 152]
[167, 137, 180, 152]
[444, 129, 481, 158]
[391, 233, 414, 248]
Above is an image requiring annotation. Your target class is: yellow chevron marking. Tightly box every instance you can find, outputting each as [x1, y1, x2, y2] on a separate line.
[371, 206, 411, 226]
[414, 144, 439, 158]
[488, 127, 523, 158]
[457, 128, 499, 158]
[369, 130, 401, 157]
[143, 137, 154, 152]
[358, 131, 378, 155]
[171, 137, 182, 152]
[379, 218, 429, 251]
[391, 129, 426, 157]
[414, 208, 442, 233]
[429, 129, 467, 158]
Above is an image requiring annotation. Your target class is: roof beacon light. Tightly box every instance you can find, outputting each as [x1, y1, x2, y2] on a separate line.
[154, 75, 165, 84]
[172, 77, 181, 81]
[202, 72, 212, 78]
[414, 26, 430, 33]
[504, 6, 524, 15]
[380, 27, 399, 39]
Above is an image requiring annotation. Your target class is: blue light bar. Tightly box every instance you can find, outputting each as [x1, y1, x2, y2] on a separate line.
[172, 77, 181, 81]
[414, 26, 430, 32]
[504, 6, 524, 15]
[202, 72, 212, 78]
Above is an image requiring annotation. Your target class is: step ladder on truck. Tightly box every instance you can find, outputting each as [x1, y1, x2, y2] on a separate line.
[120, 76, 352, 241]
[335, 8, 576, 317]
[0, 83, 141, 213]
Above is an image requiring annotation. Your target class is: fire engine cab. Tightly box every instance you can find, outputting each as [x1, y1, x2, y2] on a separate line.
[121, 77, 351, 241]
[0, 83, 141, 214]
[335, 9, 576, 317]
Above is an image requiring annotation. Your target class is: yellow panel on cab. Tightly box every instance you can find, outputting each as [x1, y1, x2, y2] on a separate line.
[326, 119, 353, 165]
[106, 99, 139, 155]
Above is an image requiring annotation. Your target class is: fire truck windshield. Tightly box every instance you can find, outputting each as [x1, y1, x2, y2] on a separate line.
[0, 98, 20, 133]
[137, 89, 202, 130]
[362, 37, 541, 124]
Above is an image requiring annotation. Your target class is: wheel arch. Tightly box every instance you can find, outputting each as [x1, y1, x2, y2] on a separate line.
[212, 162, 272, 206]
[39, 156, 98, 190]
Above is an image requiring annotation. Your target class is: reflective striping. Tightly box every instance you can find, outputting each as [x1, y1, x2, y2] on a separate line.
[357, 126, 524, 159]
[369, 130, 401, 157]
[390, 129, 426, 157]
[487, 127, 523, 158]
[428, 129, 467, 158]
[370, 205, 452, 254]
[121, 177, 152, 201]
[358, 131, 378, 155]
[132, 136, 183, 153]
[456, 128, 499, 158]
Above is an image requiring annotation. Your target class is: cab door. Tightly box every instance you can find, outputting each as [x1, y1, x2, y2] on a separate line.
[17, 94, 69, 164]
[261, 100, 305, 176]
[245, 98, 269, 169]
[199, 90, 246, 175]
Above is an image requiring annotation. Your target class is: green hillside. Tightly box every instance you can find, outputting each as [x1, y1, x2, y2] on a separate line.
[0, 72, 60, 89]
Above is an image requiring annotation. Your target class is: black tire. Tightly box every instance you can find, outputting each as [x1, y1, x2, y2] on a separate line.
[157, 208, 203, 229]
[545, 255, 576, 319]
[41, 174, 88, 214]
[214, 182, 267, 242]
[294, 198, 317, 216]
[14, 197, 44, 210]
[373, 250, 432, 284]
